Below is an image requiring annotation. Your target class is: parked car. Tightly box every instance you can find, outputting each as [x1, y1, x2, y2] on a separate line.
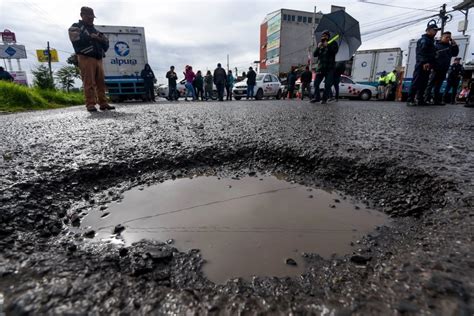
[295, 75, 377, 100]
[156, 79, 219, 100]
[232, 73, 283, 100]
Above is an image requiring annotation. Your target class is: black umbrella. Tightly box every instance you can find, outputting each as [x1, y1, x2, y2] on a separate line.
[314, 10, 361, 62]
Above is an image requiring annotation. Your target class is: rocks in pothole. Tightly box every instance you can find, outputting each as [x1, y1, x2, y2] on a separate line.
[350, 255, 372, 265]
[285, 258, 297, 266]
[83, 230, 95, 238]
[113, 224, 125, 235]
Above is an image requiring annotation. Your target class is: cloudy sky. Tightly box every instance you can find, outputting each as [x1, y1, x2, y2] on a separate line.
[0, 0, 471, 84]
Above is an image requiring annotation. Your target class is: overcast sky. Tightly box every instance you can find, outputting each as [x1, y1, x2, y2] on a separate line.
[1, 0, 472, 84]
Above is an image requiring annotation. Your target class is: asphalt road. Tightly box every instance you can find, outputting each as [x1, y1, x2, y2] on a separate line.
[0, 99, 473, 315]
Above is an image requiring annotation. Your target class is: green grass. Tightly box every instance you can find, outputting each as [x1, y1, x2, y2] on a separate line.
[0, 81, 84, 112]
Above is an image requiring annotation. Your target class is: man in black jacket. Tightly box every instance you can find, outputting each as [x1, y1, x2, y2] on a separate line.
[166, 66, 178, 101]
[300, 66, 312, 100]
[424, 31, 459, 105]
[310, 30, 339, 104]
[444, 58, 464, 104]
[407, 23, 440, 106]
[246, 67, 257, 100]
[213, 63, 227, 101]
[69, 7, 114, 112]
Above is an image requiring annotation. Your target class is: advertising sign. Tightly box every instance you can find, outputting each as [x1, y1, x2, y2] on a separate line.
[267, 14, 281, 37]
[0, 44, 27, 59]
[36, 49, 59, 62]
[266, 56, 279, 66]
[267, 38, 280, 51]
[10, 71, 28, 85]
[1, 30, 16, 43]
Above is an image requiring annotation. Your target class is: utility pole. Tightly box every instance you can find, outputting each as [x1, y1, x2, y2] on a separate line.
[440, 4, 447, 34]
[47, 41, 52, 81]
[310, 6, 317, 70]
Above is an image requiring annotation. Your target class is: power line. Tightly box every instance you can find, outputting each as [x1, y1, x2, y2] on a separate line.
[357, 0, 439, 12]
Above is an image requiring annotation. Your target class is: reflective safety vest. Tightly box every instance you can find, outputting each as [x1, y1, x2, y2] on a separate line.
[385, 72, 396, 85]
[378, 75, 386, 85]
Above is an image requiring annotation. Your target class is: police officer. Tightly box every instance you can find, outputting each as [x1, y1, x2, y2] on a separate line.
[385, 70, 397, 101]
[425, 31, 459, 105]
[407, 22, 440, 106]
[377, 71, 387, 100]
[444, 57, 464, 104]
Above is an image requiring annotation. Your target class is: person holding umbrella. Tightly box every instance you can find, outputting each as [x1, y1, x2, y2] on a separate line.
[310, 30, 339, 104]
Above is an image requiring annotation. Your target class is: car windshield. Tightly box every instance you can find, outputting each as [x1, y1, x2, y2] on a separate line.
[256, 74, 265, 81]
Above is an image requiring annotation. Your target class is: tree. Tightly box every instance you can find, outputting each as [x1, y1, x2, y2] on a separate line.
[32, 64, 55, 90]
[56, 65, 80, 92]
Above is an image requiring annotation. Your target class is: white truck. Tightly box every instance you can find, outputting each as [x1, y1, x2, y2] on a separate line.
[401, 35, 470, 99]
[351, 48, 403, 86]
[94, 25, 148, 102]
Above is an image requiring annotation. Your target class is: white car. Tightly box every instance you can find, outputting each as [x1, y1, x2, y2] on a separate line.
[308, 75, 377, 101]
[156, 79, 220, 100]
[232, 73, 283, 100]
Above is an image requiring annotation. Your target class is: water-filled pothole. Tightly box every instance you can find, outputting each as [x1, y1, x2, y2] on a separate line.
[79, 175, 388, 283]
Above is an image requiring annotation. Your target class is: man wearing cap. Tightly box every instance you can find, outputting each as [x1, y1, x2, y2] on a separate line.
[444, 57, 464, 104]
[407, 23, 440, 106]
[310, 30, 339, 104]
[424, 31, 459, 105]
[68, 7, 114, 112]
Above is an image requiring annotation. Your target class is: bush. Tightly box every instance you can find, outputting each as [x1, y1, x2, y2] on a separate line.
[0, 81, 84, 112]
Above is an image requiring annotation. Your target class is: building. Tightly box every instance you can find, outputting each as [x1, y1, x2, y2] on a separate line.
[260, 9, 323, 75]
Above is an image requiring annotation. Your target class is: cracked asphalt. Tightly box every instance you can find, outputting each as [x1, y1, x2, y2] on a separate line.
[0, 99, 473, 315]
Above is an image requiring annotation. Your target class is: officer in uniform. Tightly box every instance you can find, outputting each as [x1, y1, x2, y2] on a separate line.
[377, 71, 387, 100]
[425, 31, 459, 105]
[407, 22, 440, 106]
[444, 57, 464, 104]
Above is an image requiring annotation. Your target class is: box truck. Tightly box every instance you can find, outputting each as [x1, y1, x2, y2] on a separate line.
[351, 48, 403, 86]
[94, 25, 148, 102]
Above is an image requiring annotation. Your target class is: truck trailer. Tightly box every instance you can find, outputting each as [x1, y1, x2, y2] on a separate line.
[94, 25, 148, 102]
[351, 48, 403, 86]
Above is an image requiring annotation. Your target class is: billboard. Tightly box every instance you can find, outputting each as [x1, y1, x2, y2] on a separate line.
[36, 49, 59, 62]
[267, 14, 281, 37]
[266, 56, 279, 66]
[0, 44, 27, 59]
[10, 71, 28, 85]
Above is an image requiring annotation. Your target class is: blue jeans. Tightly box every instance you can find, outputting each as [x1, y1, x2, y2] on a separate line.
[185, 82, 196, 100]
[247, 85, 255, 99]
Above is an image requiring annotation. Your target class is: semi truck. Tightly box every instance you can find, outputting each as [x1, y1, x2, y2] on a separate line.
[94, 25, 148, 102]
[401, 35, 470, 99]
[350, 48, 403, 86]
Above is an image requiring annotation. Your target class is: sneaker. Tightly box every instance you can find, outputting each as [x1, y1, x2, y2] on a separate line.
[320, 100, 327, 104]
[406, 101, 416, 107]
[310, 99, 318, 103]
[86, 105, 98, 112]
[99, 104, 116, 110]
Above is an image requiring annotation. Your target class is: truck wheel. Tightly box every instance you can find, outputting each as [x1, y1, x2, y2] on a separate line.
[255, 89, 264, 100]
[359, 90, 372, 101]
[234, 96, 241, 100]
[276, 89, 282, 100]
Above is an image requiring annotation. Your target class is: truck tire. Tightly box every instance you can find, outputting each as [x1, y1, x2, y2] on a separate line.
[359, 90, 372, 101]
[255, 89, 264, 100]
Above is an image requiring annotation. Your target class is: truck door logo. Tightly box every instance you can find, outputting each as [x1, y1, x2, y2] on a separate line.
[361, 61, 367, 67]
[114, 41, 130, 57]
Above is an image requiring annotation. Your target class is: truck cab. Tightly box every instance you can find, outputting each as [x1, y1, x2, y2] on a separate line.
[95, 25, 148, 102]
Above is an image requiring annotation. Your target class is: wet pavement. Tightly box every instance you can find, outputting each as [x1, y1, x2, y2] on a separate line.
[78, 175, 388, 283]
[0, 99, 473, 314]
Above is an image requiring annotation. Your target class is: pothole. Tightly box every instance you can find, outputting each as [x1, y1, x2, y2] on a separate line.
[76, 175, 389, 283]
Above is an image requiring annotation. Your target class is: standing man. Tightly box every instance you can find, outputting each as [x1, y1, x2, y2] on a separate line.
[140, 64, 155, 102]
[424, 31, 459, 105]
[377, 71, 387, 100]
[444, 57, 464, 104]
[333, 61, 346, 102]
[406, 23, 440, 106]
[213, 63, 227, 101]
[287, 67, 297, 99]
[0, 67, 14, 82]
[246, 66, 257, 100]
[68, 6, 114, 112]
[310, 30, 339, 104]
[166, 66, 178, 101]
[300, 66, 312, 100]
[385, 70, 397, 101]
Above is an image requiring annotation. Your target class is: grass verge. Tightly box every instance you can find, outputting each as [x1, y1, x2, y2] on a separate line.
[0, 81, 84, 112]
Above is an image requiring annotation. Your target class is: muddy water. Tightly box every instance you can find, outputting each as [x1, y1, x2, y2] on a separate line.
[80, 176, 388, 283]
